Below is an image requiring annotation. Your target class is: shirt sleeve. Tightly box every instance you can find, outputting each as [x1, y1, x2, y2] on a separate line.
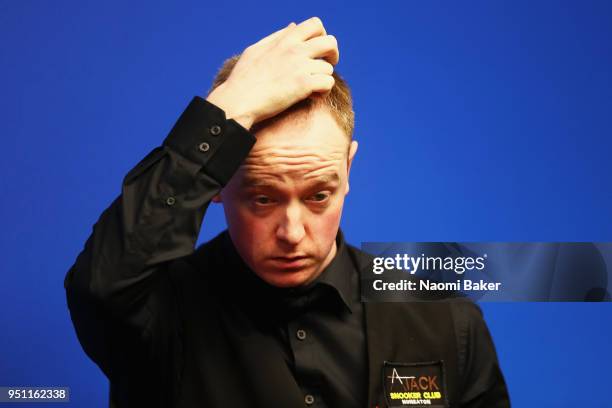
[63, 96, 255, 382]
[454, 300, 511, 407]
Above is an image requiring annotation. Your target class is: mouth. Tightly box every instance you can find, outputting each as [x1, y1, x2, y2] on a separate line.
[268, 255, 312, 270]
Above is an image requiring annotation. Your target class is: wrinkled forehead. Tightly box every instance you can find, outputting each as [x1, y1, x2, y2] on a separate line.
[236, 108, 349, 185]
[237, 145, 346, 188]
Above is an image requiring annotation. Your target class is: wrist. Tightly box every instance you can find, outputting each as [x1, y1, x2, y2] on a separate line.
[206, 84, 255, 130]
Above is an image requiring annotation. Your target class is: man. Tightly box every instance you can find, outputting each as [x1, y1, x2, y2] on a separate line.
[65, 17, 510, 407]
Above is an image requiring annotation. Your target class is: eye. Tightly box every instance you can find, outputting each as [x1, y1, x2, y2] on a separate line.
[307, 191, 330, 203]
[253, 195, 274, 205]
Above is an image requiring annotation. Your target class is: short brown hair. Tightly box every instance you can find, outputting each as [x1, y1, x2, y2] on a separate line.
[208, 55, 355, 139]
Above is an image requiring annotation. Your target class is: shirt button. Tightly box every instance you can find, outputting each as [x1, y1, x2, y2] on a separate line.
[304, 394, 315, 405]
[165, 196, 176, 206]
[198, 142, 210, 152]
[210, 125, 222, 136]
[296, 329, 307, 341]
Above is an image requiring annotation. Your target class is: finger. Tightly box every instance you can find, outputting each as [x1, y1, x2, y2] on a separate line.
[292, 16, 327, 41]
[308, 74, 335, 93]
[307, 59, 334, 76]
[255, 22, 296, 47]
[304, 35, 339, 65]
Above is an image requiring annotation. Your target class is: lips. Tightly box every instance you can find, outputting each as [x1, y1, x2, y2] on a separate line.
[269, 255, 311, 269]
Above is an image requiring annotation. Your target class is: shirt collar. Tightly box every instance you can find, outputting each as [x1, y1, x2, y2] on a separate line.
[221, 229, 354, 314]
[310, 229, 354, 313]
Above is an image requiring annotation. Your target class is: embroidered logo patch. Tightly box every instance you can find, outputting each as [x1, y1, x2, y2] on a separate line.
[382, 360, 448, 407]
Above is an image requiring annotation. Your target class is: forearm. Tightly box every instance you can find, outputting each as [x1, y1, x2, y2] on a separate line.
[64, 96, 255, 319]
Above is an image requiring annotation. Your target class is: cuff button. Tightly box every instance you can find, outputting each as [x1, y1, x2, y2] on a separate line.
[210, 125, 222, 136]
[198, 142, 210, 152]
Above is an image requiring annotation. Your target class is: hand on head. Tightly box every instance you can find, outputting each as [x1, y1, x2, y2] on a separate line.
[206, 17, 339, 130]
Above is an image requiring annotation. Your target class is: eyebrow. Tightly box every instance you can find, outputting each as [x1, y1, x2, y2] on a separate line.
[241, 173, 340, 188]
[241, 178, 276, 188]
[304, 172, 340, 184]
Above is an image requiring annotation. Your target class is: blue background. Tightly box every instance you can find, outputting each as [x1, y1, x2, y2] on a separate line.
[1, 1, 611, 406]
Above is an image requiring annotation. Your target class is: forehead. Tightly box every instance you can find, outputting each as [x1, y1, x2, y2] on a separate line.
[236, 108, 349, 185]
[254, 106, 348, 151]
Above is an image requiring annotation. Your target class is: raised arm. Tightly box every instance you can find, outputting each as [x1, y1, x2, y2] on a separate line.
[64, 16, 339, 384]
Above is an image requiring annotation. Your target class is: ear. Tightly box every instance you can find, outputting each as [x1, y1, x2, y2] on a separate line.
[344, 140, 358, 195]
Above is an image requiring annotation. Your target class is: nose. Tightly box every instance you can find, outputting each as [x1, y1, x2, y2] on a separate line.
[276, 201, 306, 246]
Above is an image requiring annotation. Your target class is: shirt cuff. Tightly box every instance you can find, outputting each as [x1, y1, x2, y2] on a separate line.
[162, 96, 256, 185]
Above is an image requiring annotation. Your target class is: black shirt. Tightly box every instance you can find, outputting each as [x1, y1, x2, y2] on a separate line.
[64, 96, 510, 408]
[220, 229, 367, 407]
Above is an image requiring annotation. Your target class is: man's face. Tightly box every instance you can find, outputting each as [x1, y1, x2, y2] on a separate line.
[217, 107, 358, 288]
